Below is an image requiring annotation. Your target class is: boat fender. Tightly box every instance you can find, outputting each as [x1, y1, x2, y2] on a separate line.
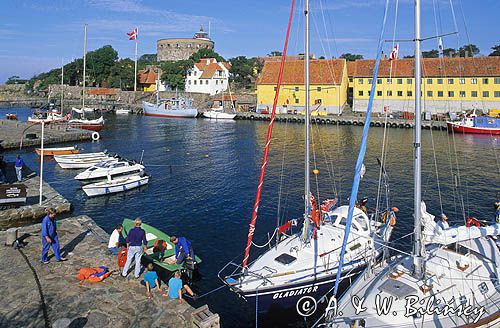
[118, 248, 128, 268]
[92, 132, 100, 141]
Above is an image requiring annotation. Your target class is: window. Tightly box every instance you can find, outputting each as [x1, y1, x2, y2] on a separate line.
[397, 91, 403, 97]
[188, 71, 191, 76]
[495, 91, 500, 98]
[194, 80, 197, 85]
[459, 91, 466, 97]
[188, 80, 191, 85]
[448, 91, 454, 97]
[377, 79, 382, 84]
[407, 91, 413, 97]
[387, 79, 392, 84]
[349, 78, 353, 83]
[315, 99, 322, 104]
[295, 86, 299, 91]
[368, 91, 371, 96]
[358, 79, 363, 84]
[358, 90, 363, 96]
[448, 78, 454, 84]
[206, 80, 209, 85]
[427, 91, 433, 97]
[387, 90, 392, 96]
[471, 91, 477, 97]
[377, 91, 382, 96]
[437, 78, 443, 84]
[274, 87, 277, 91]
[368, 79, 372, 84]
[397, 79, 403, 84]
[438, 91, 443, 97]
[483, 91, 489, 97]
[194, 71, 197, 76]
[295, 98, 299, 104]
[407, 79, 412, 84]
[459, 78, 465, 84]
[494, 78, 500, 84]
[427, 78, 433, 84]
[471, 78, 477, 84]
[216, 80, 219, 85]
[317, 87, 322, 92]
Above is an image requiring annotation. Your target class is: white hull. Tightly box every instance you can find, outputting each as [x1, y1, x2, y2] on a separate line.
[57, 157, 117, 169]
[75, 161, 145, 183]
[83, 175, 149, 197]
[202, 111, 236, 120]
[69, 116, 104, 125]
[115, 109, 130, 114]
[142, 101, 198, 118]
[54, 152, 107, 161]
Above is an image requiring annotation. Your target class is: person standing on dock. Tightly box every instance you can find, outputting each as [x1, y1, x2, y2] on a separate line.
[122, 218, 147, 279]
[41, 208, 67, 264]
[170, 236, 195, 265]
[15, 155, 24, 182]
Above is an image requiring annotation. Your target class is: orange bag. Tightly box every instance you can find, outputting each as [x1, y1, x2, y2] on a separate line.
[118, 248, 128, 268]
[76, 268, 101, 281]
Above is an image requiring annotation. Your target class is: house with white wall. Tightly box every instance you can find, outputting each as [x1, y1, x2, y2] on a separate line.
[185, 58, 231, 95]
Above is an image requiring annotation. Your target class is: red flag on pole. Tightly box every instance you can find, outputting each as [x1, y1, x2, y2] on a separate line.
[127, 27, 138, 40]
[389, 43, 399, 61]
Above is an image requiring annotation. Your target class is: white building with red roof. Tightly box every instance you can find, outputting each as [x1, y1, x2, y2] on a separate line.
[185, 58, 231, 95]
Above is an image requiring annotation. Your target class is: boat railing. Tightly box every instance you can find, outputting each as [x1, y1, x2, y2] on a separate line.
[217, 260, 275, 288]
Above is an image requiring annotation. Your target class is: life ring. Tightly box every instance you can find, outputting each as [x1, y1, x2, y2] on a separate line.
[92, 132, 100, 141]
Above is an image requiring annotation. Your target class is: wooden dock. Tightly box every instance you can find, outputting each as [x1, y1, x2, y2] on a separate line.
[234, 112, 447, 130]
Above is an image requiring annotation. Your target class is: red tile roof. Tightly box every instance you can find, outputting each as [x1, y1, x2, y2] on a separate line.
[138, 67, 158, 84]
[87, 88, 117, 95]
[193, 58, 230, 79]
[347, 61, 356, 77]
[214, 95, 237, 101]
[352, 56, 500, 78]
[257, 59, 346, 85]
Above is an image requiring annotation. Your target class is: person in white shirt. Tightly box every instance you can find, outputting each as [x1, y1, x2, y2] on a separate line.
[437, 213, 449, 230]
[108, 224, 125, 255]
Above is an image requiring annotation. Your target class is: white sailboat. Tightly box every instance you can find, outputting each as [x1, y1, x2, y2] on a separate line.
[82, 174, 149, 197]
[218, 0, 395, 313]
[202, 86, 236, 120]
[68, 24, 104, 131]
[322, 1, 500, 327]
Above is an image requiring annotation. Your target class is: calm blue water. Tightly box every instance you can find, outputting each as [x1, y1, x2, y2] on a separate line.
[1, 107, 499, 327]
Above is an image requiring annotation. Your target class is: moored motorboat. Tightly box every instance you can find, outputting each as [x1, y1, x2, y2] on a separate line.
[115, 108, 130, 114]
[68, 116, 105, 132]
[56, 156, 117, 169]
[28, 111, 66, 124]
[5, 113, 17, 120]
[121, 218, 202, 279]
[447, 113, 500, 135]
[82, 174, 149, 197]
[36, 146, 79, 156]
[75, 160, 145, 183]
[202, 108, 236, 120]
[54, 151, 107, 160]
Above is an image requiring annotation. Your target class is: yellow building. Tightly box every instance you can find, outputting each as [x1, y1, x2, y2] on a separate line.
[256, 59, 348, 115]
[138, 67, 158, 92]
[350, 56, 500, 114]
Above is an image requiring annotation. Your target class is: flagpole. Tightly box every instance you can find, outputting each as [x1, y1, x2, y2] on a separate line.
[134, 39, 138, 92]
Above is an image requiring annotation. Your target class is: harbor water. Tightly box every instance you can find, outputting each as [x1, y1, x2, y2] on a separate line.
[1, 107, 499, 327]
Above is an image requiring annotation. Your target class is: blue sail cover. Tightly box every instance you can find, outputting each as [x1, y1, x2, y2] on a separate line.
[332, 0, 391, 297]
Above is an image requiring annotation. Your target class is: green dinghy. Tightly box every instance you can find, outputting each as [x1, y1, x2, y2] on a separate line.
[121, 219, 202, 275]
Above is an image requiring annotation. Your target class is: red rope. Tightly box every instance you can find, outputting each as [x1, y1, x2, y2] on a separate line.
[242, 0, 296, 269]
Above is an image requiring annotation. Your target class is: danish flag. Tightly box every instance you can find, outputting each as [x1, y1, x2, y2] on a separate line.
[127, 27, 138, 40]
[389, 43, 399, 61]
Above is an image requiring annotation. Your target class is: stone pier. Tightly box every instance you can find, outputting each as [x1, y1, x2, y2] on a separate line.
[0, 216, 209, 328]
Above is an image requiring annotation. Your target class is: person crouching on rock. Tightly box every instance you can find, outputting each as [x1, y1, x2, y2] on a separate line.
[41, 208, 67, 264]
[108, 224, 126, 255]
[142, 263, 162, 299]
[164, 271, 195, 303]
[121, 218, 147, 279]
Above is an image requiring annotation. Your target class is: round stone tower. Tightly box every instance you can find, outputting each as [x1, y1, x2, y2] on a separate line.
[157, 26, 214, 61]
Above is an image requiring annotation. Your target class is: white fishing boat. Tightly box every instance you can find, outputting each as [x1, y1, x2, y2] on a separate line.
[218, 0, 395, 313]
[75, 160, 145, 183]
[142, 70, 198, 118]
[322, 1, 500, 326]
[202, 108, 236, 120]
[56, 156, 117, 169]
[82, 174, 149, 197]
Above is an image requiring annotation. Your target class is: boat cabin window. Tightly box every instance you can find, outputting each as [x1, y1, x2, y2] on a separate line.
[354, 215, 368, 231]
[275, 253, 297, 265]
[88, 167, 98, 171]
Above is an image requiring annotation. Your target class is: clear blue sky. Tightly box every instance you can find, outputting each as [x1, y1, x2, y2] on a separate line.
[1, 0, 498, 83]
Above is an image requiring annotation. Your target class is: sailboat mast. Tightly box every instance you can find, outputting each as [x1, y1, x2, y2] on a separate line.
[61, 59, 64, 115]
[82, 24, 87, 113]
[304, 0, 311, 220]
[413, 0, 424, 279]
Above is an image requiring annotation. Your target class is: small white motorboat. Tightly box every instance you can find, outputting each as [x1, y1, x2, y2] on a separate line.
[54, 152, 107, 161]
[82, 174, 149, 197]
[202, 108, 236, 120]
[56, 156, 117, 169]
[115, 109, 131, 114]
[75, 160, 145, 183]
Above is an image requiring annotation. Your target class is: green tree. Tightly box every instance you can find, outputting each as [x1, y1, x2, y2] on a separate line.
[160, 59, 194, 90]
[108, 58, 135, 90]
[139, 54, 157, 62]
[442, 48, 456, 57]
[5, 76, 27, 84]
[86, 45, 118, 85]
[489, 45, 500, 56]
[458, 44, 480, 57]
[268, 51, 282, 57]
[339, 53, 363, 61]
[422, 49, 439, 58]
[189, 48, 224, 63]
[229, 56, 262, 89]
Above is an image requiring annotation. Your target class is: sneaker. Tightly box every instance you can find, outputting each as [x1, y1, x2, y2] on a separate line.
[57, 257, 68, 262]
[41, 260, 49, 265]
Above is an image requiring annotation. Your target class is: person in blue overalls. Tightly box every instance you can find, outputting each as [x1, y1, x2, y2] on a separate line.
[170, 236, 195, 265]
[41, 208, 67, 264]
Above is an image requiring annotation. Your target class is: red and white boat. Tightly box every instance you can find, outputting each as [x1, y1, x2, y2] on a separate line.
[447, 112, 500, 135]
[68, 116, 104, 132]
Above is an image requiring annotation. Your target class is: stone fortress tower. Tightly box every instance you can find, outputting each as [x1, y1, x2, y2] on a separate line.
[157, 26, 214, 61]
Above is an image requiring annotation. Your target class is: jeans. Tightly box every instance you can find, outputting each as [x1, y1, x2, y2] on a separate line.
[15, 167, 22, 182]
[122, 245, 143, 278]
[41, 235, 62, 262]
[108, 247, 120, 255]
